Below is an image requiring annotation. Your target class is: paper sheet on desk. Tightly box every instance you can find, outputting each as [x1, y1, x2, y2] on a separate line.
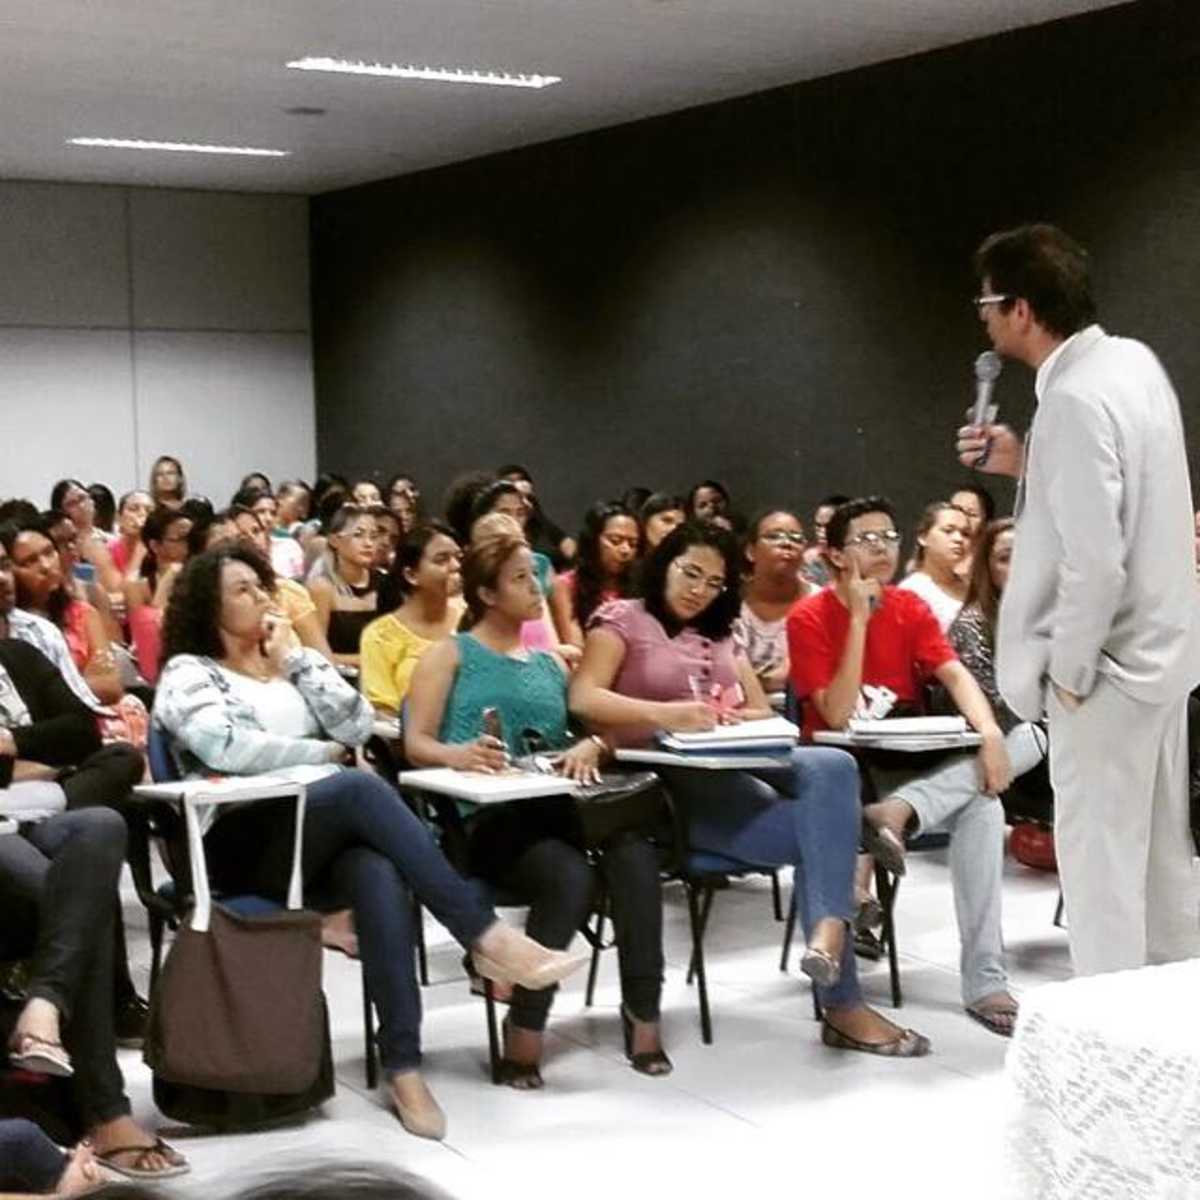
[846, 716, 967, 736]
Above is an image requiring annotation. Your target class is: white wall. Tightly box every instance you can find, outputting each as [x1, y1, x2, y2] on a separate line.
[0, 182, 314, 509]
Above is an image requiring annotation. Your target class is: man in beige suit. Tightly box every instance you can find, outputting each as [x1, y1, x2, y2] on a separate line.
[957, 223, 1200, 976]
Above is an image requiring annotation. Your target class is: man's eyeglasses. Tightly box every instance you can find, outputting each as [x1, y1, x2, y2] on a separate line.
[760, 530, 806, 547]
[672, 560, 726, 594]
[847, 530, 901, 550]
[972, 294, 1011, 312]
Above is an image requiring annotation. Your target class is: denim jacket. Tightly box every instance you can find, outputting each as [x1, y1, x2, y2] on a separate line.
[154, 648, 374, 778]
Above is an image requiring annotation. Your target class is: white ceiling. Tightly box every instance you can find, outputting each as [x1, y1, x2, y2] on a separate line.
[0, 0, 1124, 196]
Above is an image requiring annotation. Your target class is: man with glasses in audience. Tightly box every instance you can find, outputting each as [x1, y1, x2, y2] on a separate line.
[787, 496, 1039, 1037]
[957, 223, 1200, 977]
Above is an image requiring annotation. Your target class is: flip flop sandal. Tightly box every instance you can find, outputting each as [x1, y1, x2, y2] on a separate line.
[8, 1033, 73, 1078]
[861, 822, 907, 876]
[95, 1139, 189, 1180]
[966, 1001, 1019, 1038]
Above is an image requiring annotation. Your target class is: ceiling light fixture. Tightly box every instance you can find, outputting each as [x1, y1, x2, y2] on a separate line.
[67, 137, 290, 157]
[285, 56, 562, 89]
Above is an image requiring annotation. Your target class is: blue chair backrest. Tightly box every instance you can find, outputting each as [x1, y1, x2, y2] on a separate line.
[147, 722, 179, 785]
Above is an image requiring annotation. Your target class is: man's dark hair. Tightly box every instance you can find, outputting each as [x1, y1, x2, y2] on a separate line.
[639, 521, 742, 641]
[162, 544, 275, 666]
[973, 223, 1096, 339]
[825, 496, 897, 552]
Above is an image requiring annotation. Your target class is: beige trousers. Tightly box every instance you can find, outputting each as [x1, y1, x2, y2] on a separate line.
[1049, 676, 1200, 976]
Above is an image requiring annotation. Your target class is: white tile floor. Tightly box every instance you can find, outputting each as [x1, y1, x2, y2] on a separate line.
[119, 847, 1071, 1200]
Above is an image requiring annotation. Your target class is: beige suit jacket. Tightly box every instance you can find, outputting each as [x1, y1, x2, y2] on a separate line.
[997, 325, 1200, 721]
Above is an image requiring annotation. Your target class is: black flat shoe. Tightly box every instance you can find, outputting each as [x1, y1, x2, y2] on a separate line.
[620, 1007, 673, 1077]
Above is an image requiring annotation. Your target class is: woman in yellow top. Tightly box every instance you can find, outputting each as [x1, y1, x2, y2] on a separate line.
[361, 522, 464, 717]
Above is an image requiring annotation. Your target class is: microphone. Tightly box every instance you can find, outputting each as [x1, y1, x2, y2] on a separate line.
[971, 350, 1003, 466]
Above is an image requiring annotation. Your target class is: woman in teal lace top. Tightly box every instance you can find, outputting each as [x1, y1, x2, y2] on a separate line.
[406, 524, 670, 1086]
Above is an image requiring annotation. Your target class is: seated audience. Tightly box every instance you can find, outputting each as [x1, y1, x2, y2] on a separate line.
[0, 547, 152, 1051]
[153, 544, 581, 1138]
[385, 473, 421, 536]
[0, 800, 187, 1182]
[306, 504, 382, 670]
[48, 482, 120, 595]
[405, 524, 668, 1084]
[801, 493, 850, 587]
[638, 492, 686, 552]
[733, 509, 815, 694]
[107, 491, 152, 578]
[275, 479, 313, 536]
[370, 505, 402, 572]
[123, 507, 193, 685]
[788, 496, 1039, 1037]
[685, 479, 732, 529]
[86, 485, 116, 538]
[898, 501, 971, 632]
[570, 521, 929, 1055]
[549, 501, 640, 650]
[948, 519, 1050, 823]
[147, 456, 186, 511]
[352, 479, 383, 506]
[360, 523, 464, 718]
[206, 507, 335, 663]
[497, 464, 575, 566]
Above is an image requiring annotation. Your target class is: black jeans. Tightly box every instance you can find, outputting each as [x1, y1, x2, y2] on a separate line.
[204, 769, 497, 1074]
[0, 1118, 68, 1192]
[492, 831, 664, 1032]
[0, 808, 131, 1128]
[60, 743, 146, 1006]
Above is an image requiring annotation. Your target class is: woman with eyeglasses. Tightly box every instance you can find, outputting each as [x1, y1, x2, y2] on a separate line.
[899, 501, 973, 633]
[122, 506, 194, 685]
[306, 504, 382, 671]
[569, 521, 931, 1056]
[549, 502, 641, 651]
[734, 509, 819, 694]
[48, 480, 121, 595]
[405, 523, 668, 1087]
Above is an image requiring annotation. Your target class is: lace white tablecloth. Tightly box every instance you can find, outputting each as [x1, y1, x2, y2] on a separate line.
[1004, 960, 1200, 1199]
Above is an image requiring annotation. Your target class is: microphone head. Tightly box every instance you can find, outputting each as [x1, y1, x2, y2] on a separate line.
[974, 350, 1003, 383]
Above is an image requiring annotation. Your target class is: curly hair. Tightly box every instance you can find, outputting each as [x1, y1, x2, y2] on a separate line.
[639, 521, 742, 641]
[161, 544, 275, 668]
[573, 501, 639, 631]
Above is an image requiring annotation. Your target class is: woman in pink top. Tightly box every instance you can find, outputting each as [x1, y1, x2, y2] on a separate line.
[570, 522, 930, 1057]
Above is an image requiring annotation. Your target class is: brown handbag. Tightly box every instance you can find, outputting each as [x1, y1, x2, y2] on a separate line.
[145, 782, 326, 1095]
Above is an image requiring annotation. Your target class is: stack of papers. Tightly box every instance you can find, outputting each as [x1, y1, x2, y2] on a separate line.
[846, 716, 967, 736]
[0, 781, 66, 821]
[659, 717, 800, 754]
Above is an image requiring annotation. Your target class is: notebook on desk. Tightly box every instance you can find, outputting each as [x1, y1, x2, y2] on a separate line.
[397, 768, 577, 804]
[846, 716, 967, 736]
[658, 716, 799, 754]
[0, 781, 67, 821]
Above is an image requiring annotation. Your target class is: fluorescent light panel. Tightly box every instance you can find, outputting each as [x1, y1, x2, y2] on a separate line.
[68, 137, 289, 157]
[286, 56, 561, 89]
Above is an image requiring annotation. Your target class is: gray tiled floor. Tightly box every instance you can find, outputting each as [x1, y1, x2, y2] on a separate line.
[120, 846, 1070, 1200]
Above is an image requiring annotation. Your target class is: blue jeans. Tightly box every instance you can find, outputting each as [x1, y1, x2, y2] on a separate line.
[206, 769, 497, 1075]
[663, 746, 863, 1010]
[0, 1119, 68, 1192]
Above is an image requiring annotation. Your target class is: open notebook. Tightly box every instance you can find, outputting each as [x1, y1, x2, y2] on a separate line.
[659, 716, 800, 753]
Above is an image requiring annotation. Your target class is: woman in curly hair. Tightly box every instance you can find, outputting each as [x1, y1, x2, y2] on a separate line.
[549, 501, 640, 650]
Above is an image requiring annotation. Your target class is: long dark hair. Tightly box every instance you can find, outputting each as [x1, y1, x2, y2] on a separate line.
[0, 517, 72, 628]
[139, 505, 192, 592]
[640, 522, 741, 641]
[962, 518, 1015, 634]
[376, 521, 458, 614]
[162, 544, 275, 666]
[574, 501, 639, 630]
